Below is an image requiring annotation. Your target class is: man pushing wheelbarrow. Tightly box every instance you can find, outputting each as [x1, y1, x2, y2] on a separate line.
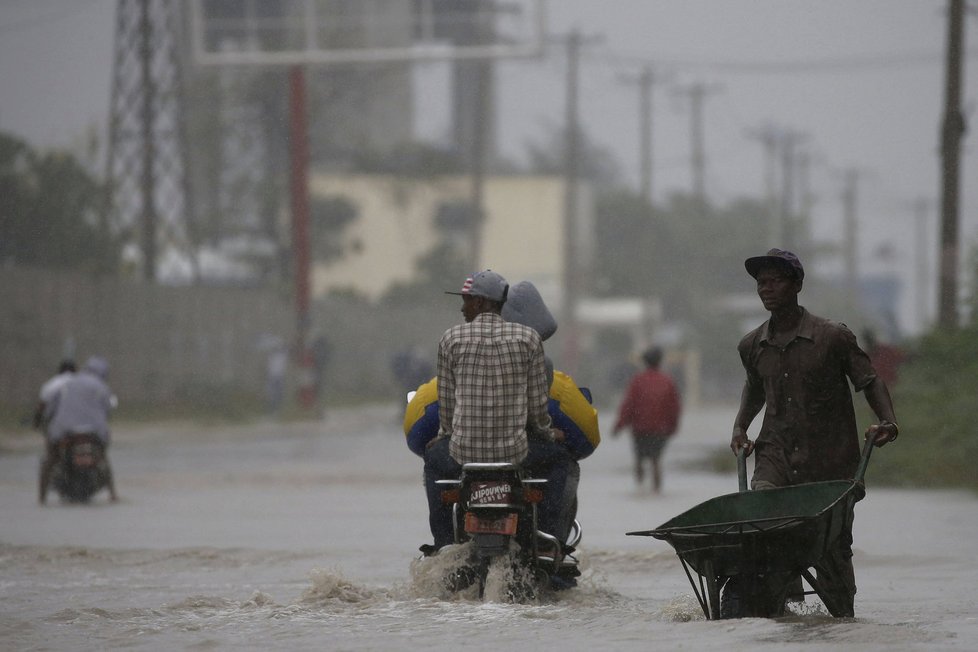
[727, 248, 899, 618]
[630, 249, 900, 619]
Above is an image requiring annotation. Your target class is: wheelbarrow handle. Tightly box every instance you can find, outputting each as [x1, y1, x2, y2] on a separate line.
[735, 429, 874, 493]
[855, 428, 876, 485]
[737, 447, 748, 493]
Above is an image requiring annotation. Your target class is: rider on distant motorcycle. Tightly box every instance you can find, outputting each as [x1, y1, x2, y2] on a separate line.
[39, 355, 119, 504]
[33, 358, 77, 432]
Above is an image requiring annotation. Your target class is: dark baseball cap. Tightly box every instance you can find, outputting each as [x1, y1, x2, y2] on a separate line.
[745, 248, 805, 281]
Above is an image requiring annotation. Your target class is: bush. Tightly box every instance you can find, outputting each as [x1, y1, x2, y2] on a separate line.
[863, 327, 978, 492]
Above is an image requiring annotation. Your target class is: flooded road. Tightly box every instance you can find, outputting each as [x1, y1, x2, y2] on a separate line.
[1, 403, 976, 651]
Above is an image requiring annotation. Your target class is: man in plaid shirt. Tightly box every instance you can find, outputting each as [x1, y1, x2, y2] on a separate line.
[422, 270, 570, 552]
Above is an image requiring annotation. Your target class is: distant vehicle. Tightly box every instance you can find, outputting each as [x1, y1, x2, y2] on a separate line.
[47, 433, 113, 503]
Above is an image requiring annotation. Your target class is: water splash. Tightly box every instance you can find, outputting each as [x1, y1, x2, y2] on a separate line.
[300, 568, 386, 606]
[658, 594, 706, 622]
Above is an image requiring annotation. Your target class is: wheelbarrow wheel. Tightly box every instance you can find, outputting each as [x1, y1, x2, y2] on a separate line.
[719, 574, 790, 618]
[720, 577, 742, 619]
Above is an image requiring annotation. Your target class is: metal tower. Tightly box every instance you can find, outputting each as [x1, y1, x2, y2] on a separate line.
[105, 0, 190, 282]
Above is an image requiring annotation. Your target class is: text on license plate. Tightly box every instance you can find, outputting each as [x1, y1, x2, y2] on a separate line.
[464, 512, 518, 535]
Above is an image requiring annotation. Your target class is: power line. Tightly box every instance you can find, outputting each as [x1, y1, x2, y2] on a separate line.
[589, 49, 978, 75]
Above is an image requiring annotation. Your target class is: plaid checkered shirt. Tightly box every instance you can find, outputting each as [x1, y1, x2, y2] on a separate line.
[437, 312, 553, 464]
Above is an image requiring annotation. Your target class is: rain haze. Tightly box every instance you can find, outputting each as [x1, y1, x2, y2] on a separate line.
[0, 0, 971, 333]
[1, 1, 977, 651]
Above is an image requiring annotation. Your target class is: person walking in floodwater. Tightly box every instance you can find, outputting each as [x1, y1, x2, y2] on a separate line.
[612, 346, 681, 493]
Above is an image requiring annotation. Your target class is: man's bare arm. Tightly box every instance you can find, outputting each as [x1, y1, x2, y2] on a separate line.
[863, 377, 899, 447]
[730, 381, 765, 455]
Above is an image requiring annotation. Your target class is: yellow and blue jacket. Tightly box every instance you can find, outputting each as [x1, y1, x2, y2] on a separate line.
[403, 372, 600, 460]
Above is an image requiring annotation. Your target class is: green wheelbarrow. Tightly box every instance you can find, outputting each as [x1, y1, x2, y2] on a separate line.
[627, 433, 875, 619]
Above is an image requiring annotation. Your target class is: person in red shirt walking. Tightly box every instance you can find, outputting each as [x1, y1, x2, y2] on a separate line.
[612, 347, 682, 493]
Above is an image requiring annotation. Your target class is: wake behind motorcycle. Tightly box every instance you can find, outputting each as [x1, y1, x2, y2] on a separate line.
[434, 462, 582, 600]
[46, 433, 113, 503]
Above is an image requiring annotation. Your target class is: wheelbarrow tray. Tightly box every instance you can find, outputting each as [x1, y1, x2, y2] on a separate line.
[629, 479, 865, 578]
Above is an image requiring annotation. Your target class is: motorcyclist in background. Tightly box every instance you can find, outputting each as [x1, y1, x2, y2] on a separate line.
[39, 355, 119, 504]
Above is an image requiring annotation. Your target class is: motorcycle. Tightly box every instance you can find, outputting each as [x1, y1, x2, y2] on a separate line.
[435, 461, 582, 600]
[47, 433, 113, 503]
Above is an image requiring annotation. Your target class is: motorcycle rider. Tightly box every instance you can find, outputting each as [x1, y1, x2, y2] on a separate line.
[419, 271, 577, 558]
[39, 355, 119, 504]
[502, 281, 601, 554]
[33, 358, 76, 432]
[405, 280, 600, 554]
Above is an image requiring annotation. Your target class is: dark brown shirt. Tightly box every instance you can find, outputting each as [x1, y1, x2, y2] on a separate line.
[738, 308, 877, 484]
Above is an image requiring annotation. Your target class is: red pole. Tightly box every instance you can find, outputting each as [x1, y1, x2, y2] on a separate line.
[289, 65, 315, 409]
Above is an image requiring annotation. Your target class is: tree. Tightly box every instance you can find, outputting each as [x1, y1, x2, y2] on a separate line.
[380, 240, 470, 307]
[311, 195, 359, 263]
[524, 122, 621, 189]
[593, 190, 769, 307]
[0, 133, 119, 273]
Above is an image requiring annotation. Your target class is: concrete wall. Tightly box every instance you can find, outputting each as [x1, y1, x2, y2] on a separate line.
[0, 266, 291, 412]
[0, 266, 460, 417]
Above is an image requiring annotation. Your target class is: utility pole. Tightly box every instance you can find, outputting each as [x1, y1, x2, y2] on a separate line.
[563, 28, 583, 374]
[468, 57, 491, 267]
[106, 0, 190, 283]
[557, 28, 600, 374]
[620, 65, 664, 204]
[938, 0, 966, 330]
[457, 1, 496, 268]
[288, 64, 315, 408]
[137, 0, 157, 282]
[779, 129, 808, 251]
[746, 123, 782, 246]
[796, 147, 814, 254]
[675, 82, 720, 202]
[745, 124, 808, 249]
[841, 168, 860, 307]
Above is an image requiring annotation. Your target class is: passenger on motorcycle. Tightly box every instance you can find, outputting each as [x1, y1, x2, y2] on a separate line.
[406, 281, 600, 549]
[33, 358, 76, 433]
[420, 271, 578, 556]
[39, 355, 119, 504]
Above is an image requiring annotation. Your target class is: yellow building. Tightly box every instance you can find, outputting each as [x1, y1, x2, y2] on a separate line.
[308, 173, 592, 310]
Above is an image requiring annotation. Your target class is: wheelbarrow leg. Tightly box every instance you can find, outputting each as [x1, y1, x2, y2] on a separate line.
[702, 560, 721, 620]
[801, 568, 853, 618]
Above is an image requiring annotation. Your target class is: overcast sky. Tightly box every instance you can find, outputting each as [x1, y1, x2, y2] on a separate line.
[0, 0, 972, 335]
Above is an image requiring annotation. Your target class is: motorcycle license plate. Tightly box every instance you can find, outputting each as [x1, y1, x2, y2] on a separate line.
[464, 512, 518, 535]
[72, 444, 96, 467]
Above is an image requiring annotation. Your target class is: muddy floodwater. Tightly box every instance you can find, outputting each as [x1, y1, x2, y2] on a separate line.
[1, 403, 976, 651]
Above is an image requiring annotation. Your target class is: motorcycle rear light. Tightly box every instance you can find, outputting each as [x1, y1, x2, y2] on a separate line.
[523, 487, 544, 503]
[440, 489, 460, 504]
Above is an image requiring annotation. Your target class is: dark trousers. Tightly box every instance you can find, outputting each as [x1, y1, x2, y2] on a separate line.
[423, 437, 571, 549]
[423, 438, 461, 548]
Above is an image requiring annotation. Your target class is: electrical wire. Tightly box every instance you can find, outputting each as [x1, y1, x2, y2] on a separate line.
[588, 48, 978, 75]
